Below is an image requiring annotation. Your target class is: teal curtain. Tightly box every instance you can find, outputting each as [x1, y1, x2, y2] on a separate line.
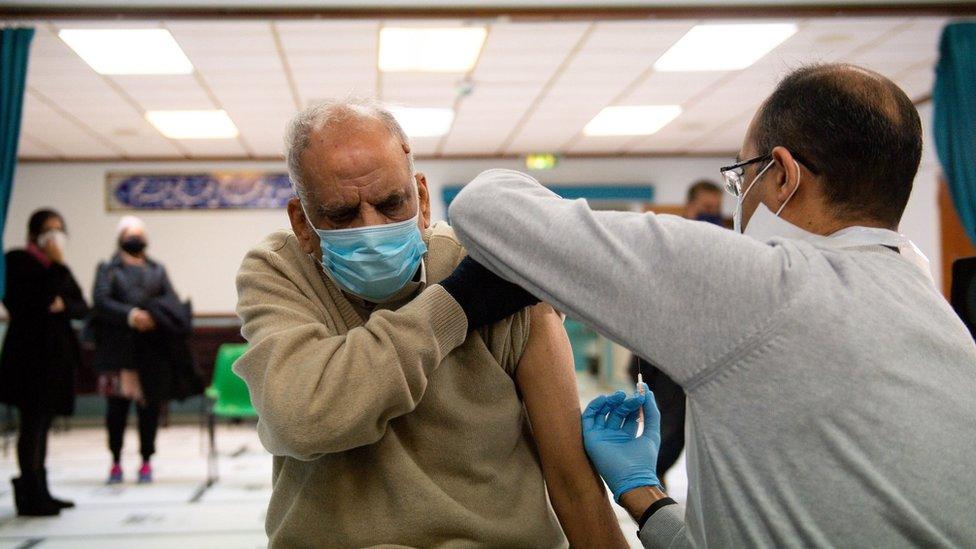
[934, 23, 976, 244]
[0, 27, 34, 299]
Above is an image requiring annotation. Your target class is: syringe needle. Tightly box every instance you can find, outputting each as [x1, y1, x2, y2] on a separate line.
[637, 371, 645, 426]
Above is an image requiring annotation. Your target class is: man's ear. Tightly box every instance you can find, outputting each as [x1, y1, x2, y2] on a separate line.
[770, 146, 801, 207]
[287, 197, 321, 258]
[415, 172, 432, 229]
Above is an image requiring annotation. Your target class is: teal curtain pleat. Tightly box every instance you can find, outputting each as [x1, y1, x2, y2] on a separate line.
[934, 22, 976, 245]
[0, 27, 35, 299]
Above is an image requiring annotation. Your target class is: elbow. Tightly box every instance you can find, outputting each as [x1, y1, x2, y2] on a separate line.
[256, 400, 385, 460]
[258, 416, 329, 461]
[449, 169, 501, 228]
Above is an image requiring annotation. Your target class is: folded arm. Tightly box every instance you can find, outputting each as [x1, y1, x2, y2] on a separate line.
[235, 249, 468, 460]
[3, 254, 57, 317]
[93, 263, 134, 326]
[53, 264, 89, 320]
[450, 169, 803, 386]
[517, 303, 628, 548]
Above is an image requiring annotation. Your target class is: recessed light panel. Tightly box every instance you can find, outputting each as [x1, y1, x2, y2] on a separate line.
[387, 107, 455, 137]
[59, 29, 193, 75]
[145, 110, 239, 139]
[584, 106, 682, 136]
[379, 27, 487, 72]
[654, 24, 798, 72]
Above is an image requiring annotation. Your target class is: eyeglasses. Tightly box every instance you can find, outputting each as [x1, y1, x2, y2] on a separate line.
[720, 153, 771, 197]
[719, 151, 818, 197]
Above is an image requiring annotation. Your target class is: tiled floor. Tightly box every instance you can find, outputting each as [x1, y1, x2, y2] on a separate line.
[0, 375, 686, 548]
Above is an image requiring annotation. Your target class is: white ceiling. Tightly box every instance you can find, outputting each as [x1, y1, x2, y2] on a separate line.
[14, 15, 947, 160]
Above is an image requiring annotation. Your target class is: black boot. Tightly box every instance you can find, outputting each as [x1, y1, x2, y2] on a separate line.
[39, 469, 74, 509]
[11, 475, 60, 517]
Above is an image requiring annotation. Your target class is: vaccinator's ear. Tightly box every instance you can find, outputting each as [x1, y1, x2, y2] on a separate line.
[770, 146, 802, 207]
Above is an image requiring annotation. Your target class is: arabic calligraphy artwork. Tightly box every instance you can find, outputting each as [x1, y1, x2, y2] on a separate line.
[106, 172, 293, 211]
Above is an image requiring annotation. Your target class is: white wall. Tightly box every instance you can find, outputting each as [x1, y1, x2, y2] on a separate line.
[899, 102, 942, 289]
[5, 156, 727, 314]
[6, 119, 943, 314]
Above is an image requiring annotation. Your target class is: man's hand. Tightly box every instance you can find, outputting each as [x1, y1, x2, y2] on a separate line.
[49, 296, 66, 314]
[128, 308, 156, 332]
[582, 385, 661, 502]
[439, 256, 539, 331]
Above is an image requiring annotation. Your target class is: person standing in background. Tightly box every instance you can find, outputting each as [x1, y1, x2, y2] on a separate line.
[92, 216, 180, 485]
[683, 180, 725, 226]
[0, 209, 88, 516]
[629, 179, 726, 488]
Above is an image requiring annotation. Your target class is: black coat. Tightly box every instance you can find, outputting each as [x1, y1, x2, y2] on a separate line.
[92, 254, 199, 404]
[0, 250, 89, 415]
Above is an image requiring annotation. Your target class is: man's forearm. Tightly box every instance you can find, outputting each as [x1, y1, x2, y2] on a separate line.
[547, 474, 628, 548]
[449, 168, 794, 386]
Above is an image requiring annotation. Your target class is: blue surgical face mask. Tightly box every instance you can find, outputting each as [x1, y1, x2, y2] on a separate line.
[694, 213, 724, 226]
[302, 204, 427, 303]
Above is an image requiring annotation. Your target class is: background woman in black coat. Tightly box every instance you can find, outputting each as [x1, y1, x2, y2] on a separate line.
[0, 209, 88, 516]
[92, 216, 181, 485]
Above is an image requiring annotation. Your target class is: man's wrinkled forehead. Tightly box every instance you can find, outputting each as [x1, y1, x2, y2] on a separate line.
[304, 126, 408, 187]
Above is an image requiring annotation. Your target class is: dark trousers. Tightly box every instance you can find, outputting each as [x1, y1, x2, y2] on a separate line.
[106, 397, 160, 463]
[629, 356, 686, 484]
[17, 407, 53, 476]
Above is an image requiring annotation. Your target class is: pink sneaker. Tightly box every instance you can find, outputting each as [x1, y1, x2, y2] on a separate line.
[107, 463, 123, 484]
[137, 462, 152, 484]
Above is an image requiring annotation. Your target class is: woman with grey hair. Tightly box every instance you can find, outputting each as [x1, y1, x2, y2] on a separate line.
[92, 216, 182, 484]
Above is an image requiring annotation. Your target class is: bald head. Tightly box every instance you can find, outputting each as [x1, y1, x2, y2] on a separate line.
[750, 63, 922, 226]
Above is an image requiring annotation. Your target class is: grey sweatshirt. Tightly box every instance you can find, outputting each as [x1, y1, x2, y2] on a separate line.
[449, 169, 976, 548]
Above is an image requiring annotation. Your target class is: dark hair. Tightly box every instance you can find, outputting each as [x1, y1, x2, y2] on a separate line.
[28, 209, 65, 242]
[753, 64, 922, 226]
[686, 179, 722, 203]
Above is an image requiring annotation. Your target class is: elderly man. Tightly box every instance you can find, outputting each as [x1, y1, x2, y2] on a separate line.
[448, 64, 976, 546]
[234, 99, 625, 547]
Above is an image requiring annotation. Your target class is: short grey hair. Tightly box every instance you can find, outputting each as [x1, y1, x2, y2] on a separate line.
[284, 97, 414, 202]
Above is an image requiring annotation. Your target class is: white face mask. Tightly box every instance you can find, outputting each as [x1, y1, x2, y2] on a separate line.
[37, 230, 68, 253]
[734, 159, 801, 235]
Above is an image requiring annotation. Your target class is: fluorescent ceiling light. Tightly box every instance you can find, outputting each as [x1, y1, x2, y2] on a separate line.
[388, 107, 455, 137]
[654, 23, 798, 72]
[59, 29, 193, 75]
[379, 27, 487, 72]
[584, 105, 682, 137]
[145, 110, 238, 139]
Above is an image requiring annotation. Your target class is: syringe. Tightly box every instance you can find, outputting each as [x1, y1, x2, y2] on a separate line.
[636, 359, 645, 438]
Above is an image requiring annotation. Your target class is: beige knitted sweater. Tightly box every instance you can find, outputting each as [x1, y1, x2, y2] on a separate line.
[235, 222, 566, 548]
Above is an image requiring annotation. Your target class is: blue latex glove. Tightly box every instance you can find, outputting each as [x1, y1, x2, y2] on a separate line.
[582, 384, 661, 502]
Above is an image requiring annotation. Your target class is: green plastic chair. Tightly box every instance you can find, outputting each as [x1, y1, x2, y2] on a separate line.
[206, 343, 257, 484]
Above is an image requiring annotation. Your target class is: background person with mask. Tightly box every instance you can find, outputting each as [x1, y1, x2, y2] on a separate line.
[629, 178, 727, 489]
[683, 179, 724, 226]
[92, 216, 181, 485]
[234, 99, 625, 547]
[0, 209, 88, 516]
[447, 64, 976, 546]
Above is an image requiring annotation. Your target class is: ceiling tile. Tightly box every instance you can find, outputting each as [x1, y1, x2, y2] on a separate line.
[18, 15, 946, 160]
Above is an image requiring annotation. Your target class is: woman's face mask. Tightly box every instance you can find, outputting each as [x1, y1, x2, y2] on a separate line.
[38, 230, 68, 252]
[302, 202, 427, 303]
[120, 236, 147, 255]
